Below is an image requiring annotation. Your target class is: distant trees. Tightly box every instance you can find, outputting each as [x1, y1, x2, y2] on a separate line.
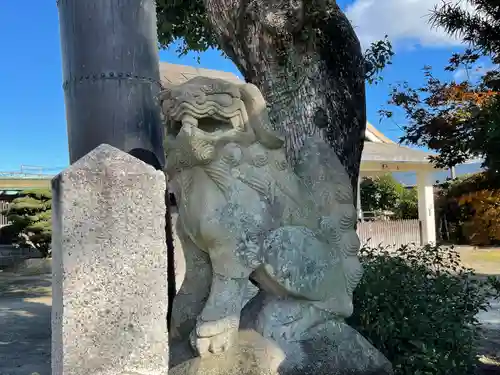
[436, 172, 500, 245]
[360, 174, 418, 220]
[2, 189, 52, 257]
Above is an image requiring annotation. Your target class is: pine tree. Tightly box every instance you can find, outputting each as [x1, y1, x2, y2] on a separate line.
[2, 189, 52, 257]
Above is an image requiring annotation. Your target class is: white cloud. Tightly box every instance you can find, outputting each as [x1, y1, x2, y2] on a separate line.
[345, 0, 473, 50]
[453, 67, 470, 81]
[453, 63, 497, 81]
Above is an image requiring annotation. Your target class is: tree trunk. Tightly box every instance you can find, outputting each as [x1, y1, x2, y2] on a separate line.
[203, 0, 366, 192]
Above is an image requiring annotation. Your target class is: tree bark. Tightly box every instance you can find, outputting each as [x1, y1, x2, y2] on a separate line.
[203, 0, 366, 191]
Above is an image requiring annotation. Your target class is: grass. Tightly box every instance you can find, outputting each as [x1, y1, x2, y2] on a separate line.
[465, 250, 500, 262]
[459, 248, 500, 276]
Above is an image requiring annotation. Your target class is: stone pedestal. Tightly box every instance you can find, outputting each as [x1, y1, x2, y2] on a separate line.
[51, 144, 169, 375]
[168, 330, 285, 375]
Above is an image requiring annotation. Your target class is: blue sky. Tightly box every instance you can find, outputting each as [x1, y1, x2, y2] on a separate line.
[0, 0, 470, 173]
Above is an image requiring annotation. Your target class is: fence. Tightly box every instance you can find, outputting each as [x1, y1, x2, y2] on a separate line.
[0, 201, 9, 227]
[357, 219, 421, 248]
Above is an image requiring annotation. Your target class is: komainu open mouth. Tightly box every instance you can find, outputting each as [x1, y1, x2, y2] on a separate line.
[197, 117, 234, 134]
[169, 116, 235, 137]
[166, 104, 245, 140]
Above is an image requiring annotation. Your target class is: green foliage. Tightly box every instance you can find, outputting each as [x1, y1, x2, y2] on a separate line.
[364, 36, 394, 85]
[431, 0, 500, 64]
[360, 174, 418, 219]
[398, 187, 419, 220]
[156, 0, 218, 57]
[380, 0, 500, 173]
[2, 189, 52, 257]
[438, 172, 500, 199]
[361, 175, 402, 212]
[436, 172, 500, 245]
[155, 0, 393, 83]
[379, 61, 500, 172]
[349, 244, 500, 375]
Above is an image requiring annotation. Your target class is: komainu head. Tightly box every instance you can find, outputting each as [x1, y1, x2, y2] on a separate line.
[159, 76, 284, 174]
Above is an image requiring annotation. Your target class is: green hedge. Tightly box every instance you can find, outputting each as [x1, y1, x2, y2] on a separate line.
[349, 244, 500, 375]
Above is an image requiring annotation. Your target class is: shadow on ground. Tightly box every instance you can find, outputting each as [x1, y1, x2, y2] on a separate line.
[473, 272, 500, 375]
[0, 272, 51, 375]
[0, 266, 498, 375]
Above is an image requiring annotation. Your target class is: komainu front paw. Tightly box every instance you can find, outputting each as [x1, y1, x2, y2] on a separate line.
[190, 316, 240, 357]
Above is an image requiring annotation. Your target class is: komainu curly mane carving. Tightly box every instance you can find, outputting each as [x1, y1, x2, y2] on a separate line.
[160, 76, 363, 358]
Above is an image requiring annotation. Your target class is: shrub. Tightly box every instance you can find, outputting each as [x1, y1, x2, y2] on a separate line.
[2, 189, 52, 257]
[436, 172, 500, 245]
[396, 187, 418, 220]
[361, 174, 402, 213]
[348, 244, 500, 375]
[458, 189, 500, 245]
[440, 172, 500, 199]
[0, 224, 17, 245]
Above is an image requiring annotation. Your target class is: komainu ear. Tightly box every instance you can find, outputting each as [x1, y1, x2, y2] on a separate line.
[238, 83, 284, 150]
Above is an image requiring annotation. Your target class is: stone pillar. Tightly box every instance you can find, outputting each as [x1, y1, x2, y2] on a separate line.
[416, 170, 436, 245]
[57, 0, 164, 169]
[51, 144, 168, 375]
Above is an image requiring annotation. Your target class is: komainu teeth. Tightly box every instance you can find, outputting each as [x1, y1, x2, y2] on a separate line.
[230, 116, 242, 131]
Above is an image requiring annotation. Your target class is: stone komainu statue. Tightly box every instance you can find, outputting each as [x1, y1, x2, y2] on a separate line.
[160, 76, 363, 358]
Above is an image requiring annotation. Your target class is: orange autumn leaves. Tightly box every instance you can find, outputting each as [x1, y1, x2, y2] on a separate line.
[458, 189, 500, 245]
[441, 82, 498, 107]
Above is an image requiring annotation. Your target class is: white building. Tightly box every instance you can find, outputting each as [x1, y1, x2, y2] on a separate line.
[361, 123, 440, 245]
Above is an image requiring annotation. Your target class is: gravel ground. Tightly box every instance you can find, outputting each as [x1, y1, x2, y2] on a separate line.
[0, 248, 498, 375]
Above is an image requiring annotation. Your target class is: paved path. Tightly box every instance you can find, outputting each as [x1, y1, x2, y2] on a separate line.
[0, 272, 498, 375]
[478, 300, 500, 368]
[478, 300, 500, 330]
[0, 273, 51, 375]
